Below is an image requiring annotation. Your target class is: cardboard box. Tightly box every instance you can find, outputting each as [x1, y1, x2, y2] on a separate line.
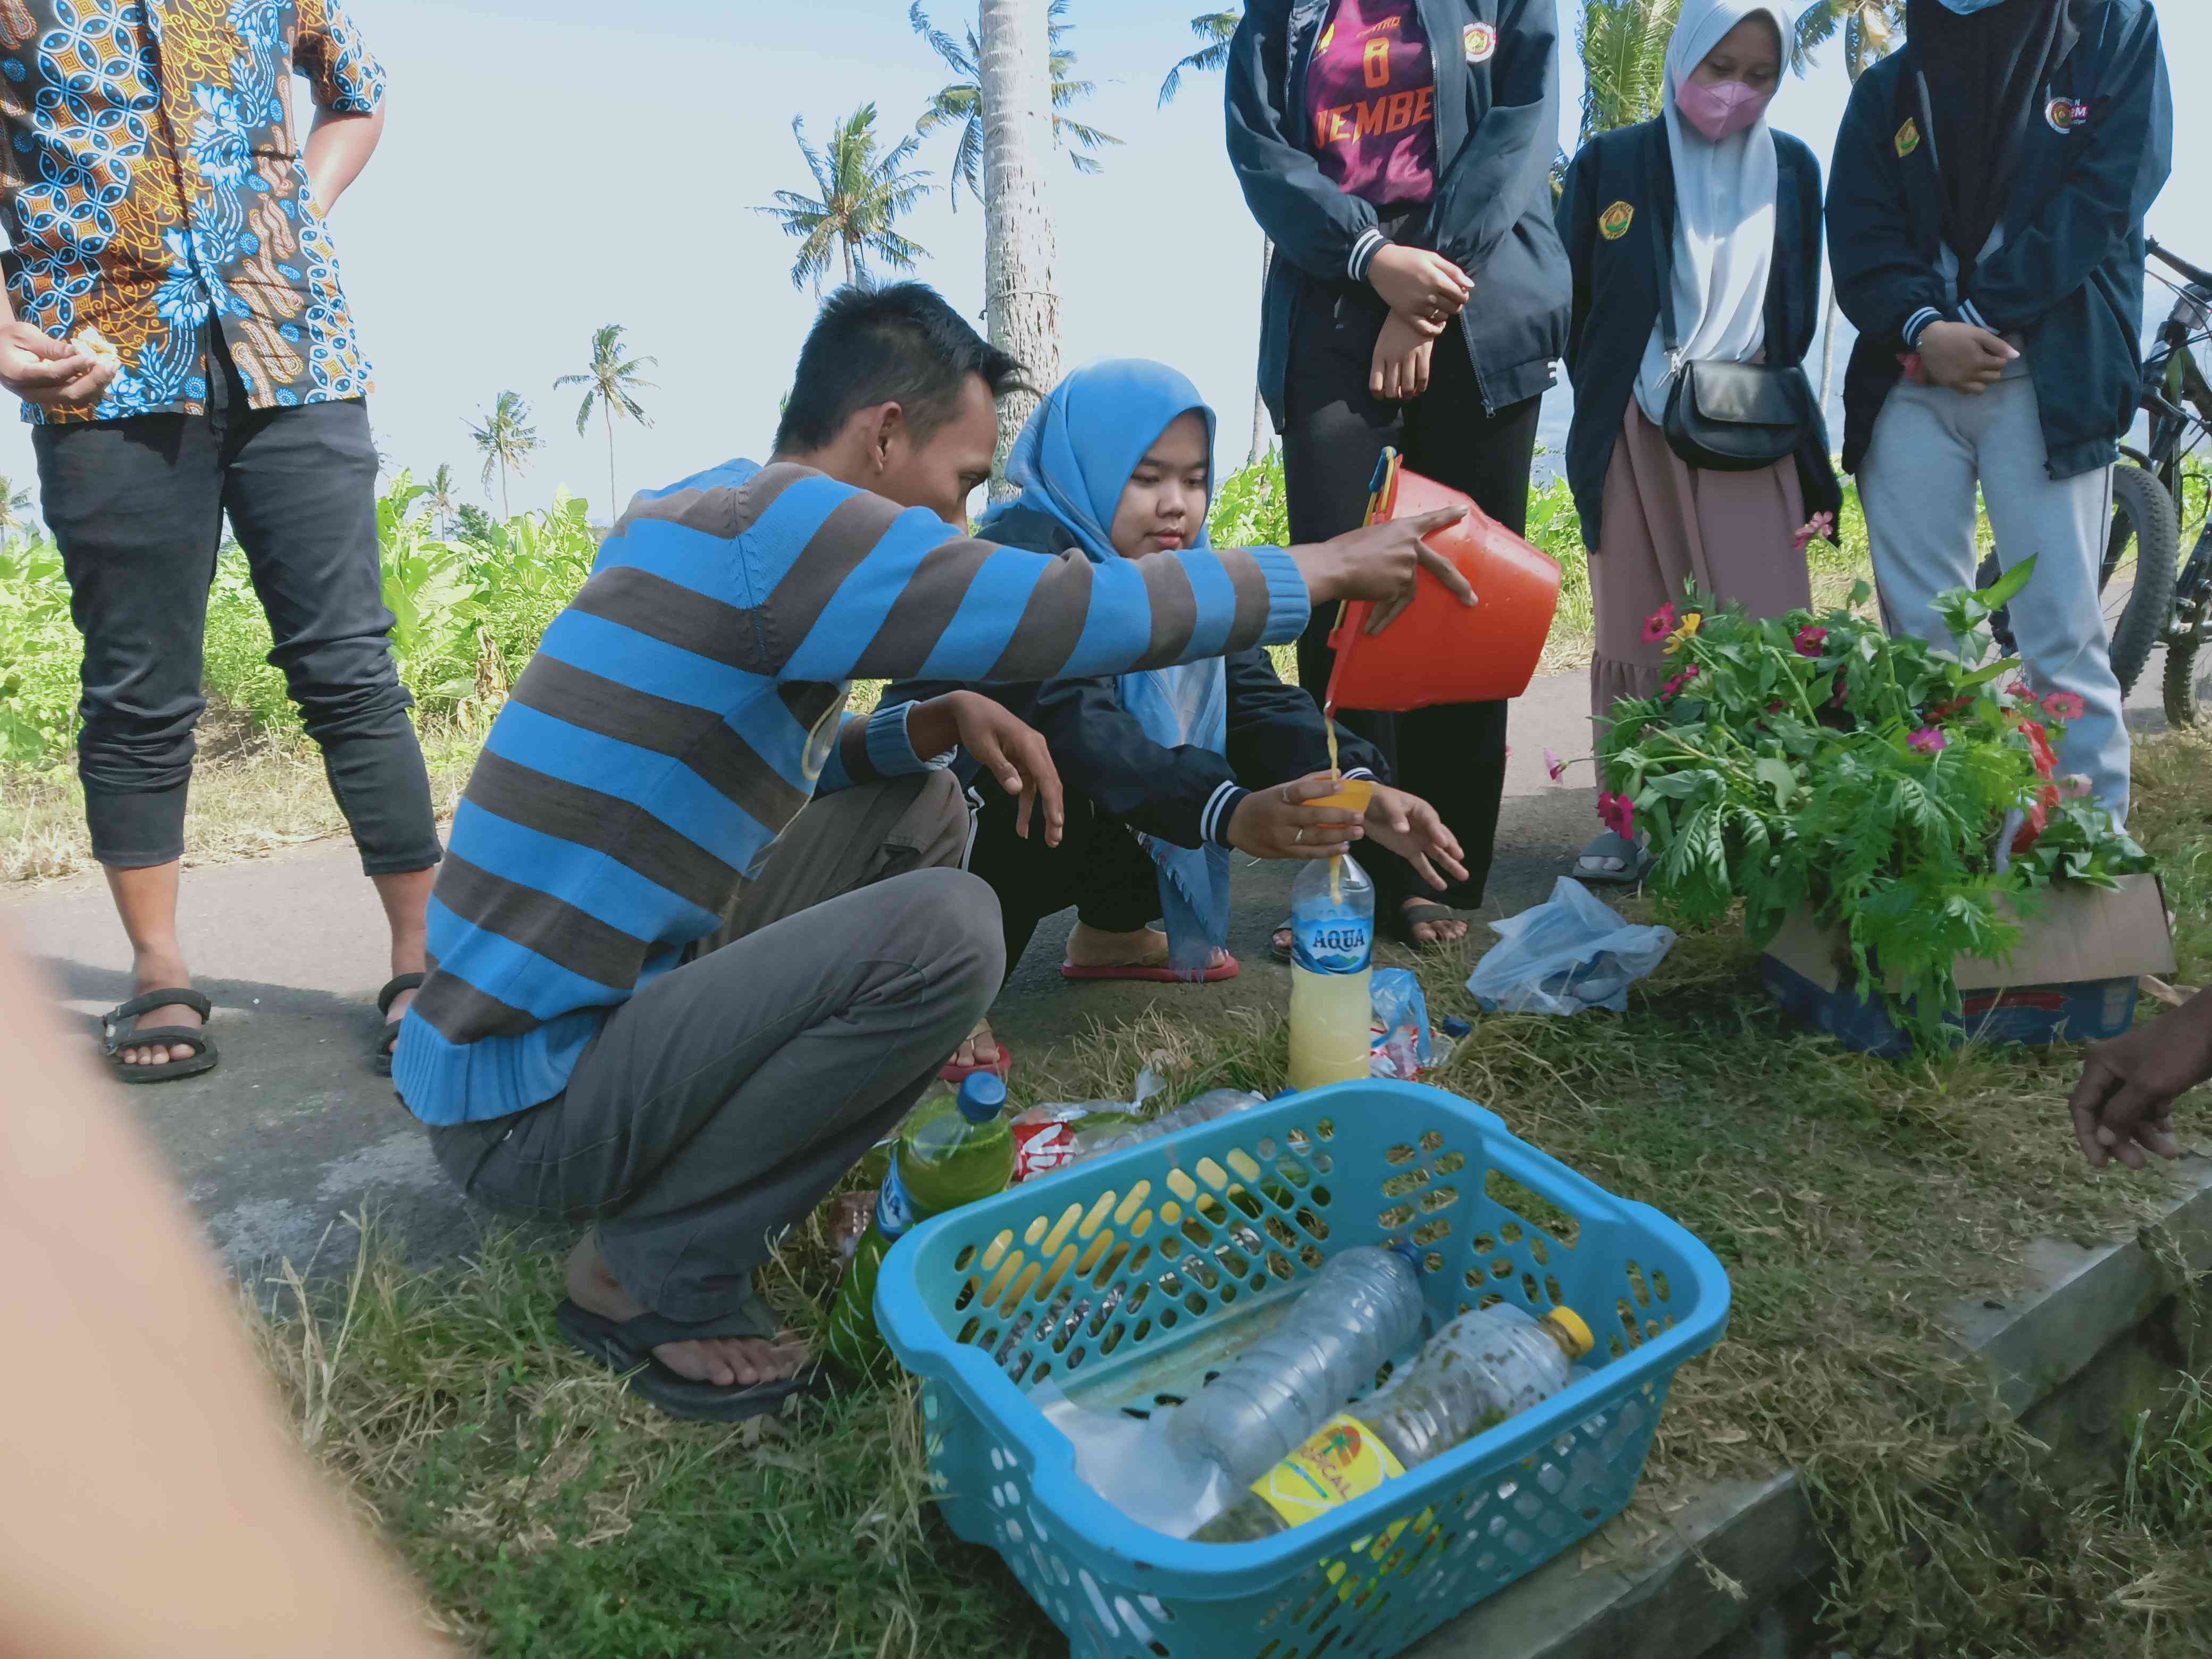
[1758, 873, 2176, 1058]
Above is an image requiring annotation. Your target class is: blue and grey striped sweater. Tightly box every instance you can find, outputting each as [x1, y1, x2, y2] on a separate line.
[393, 458, 1310, 1125]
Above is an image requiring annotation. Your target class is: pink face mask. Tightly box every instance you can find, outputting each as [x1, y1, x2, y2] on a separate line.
[1676, 75, 1772, 141]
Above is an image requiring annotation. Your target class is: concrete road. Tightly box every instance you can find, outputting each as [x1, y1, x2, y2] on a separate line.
[2, 663, 2180, 1273]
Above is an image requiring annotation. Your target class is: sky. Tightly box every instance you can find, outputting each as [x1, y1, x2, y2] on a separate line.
[2, 0, 2208, 523]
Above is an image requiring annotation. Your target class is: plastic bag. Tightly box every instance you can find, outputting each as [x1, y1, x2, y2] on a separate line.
[1009, 1067, 1167, 1183]
[1466, 877, 1677, 1016]
[1368, 967, 1433, 1079]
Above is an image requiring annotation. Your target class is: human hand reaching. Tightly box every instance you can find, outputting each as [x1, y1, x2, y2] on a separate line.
[910, 691, 1065, 845]
[2067, 987, 2212, 1169]
[1358, 784, 1468, 891]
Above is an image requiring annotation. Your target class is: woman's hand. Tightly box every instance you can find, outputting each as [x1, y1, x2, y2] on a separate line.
[1371, 313, 1436, 403]
[1360, 784, 1468, 891]
[1917, 321, 2015, 396]
[1226, 775, 1368, 860]
[1367, 245, 1471, 328]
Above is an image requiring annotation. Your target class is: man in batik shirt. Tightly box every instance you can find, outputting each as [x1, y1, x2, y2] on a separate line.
[0, 0, 441, 1083]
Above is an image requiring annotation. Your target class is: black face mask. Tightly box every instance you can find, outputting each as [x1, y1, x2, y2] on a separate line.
[1906, 0, 2081, 262]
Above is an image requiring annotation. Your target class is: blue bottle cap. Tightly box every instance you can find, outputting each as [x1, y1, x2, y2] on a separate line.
[956, 1072, 1008, 1122]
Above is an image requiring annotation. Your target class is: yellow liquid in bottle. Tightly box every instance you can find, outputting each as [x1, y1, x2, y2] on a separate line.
[1288, 958, 1373, 1090]
[1325, 709, 1342, 902]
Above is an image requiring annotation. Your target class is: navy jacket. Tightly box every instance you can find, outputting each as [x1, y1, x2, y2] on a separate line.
[1227, 0, 1571, 426]
[1556, 119, 1840, 551]
[1827, 0, 2171, 480]
[882, 508, 1387, 851]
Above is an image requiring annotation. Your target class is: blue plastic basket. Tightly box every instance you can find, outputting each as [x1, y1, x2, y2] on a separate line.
[876, 1079, 1731, 1659]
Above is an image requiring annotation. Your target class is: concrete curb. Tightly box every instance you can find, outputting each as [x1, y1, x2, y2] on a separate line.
[1408, 1157, 2212, 1659]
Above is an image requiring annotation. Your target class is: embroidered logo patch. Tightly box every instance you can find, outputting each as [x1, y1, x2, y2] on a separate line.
[1895, 116, 1920, 157]
[1598, 200, 1636, 241]
[2046, 96, 2089, 134]
[1463, 22, 1496, 62]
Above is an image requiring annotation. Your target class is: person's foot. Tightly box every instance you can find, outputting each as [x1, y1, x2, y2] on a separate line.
[565, 1234, 807, 1388]
[1064, 923, 1235, 974]
[118, 955, 203, 1068]
[1399, 898, 1469, 948]
[949, 1018, 1001, 1072]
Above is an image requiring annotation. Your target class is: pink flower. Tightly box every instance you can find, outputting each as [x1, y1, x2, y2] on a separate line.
[1907, 726, 1948, 755]
[2007, 678, 2034, 702]
[1596, 791, 1637, 840]
[1831, 671, 1849, 707]
[1793, 624, 1828, 657]
[1643, 602, 1677, 643]
[1660, 664, 1700, 700]
[2041, 690, 2087, 722]
[1790, 512, 1837, 552]
[2060, 773, 2092, 799]
[1543, 747, 1568, 782]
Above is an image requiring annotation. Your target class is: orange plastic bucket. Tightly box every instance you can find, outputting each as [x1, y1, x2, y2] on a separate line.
[1322, 451, 1561, 714]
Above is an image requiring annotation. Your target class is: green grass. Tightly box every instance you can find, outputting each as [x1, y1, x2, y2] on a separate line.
[240, 729, 2212, 1658]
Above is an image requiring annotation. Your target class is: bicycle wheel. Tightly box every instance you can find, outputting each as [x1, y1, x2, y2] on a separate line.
[1976, 462, 2179, 696]
[2165, 531, 2210, 727]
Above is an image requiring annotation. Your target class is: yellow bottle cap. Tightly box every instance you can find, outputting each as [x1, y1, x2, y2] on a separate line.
[1546, 1306, 1596, 1359]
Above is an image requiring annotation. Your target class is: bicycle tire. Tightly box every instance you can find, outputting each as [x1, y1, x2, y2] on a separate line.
[2165, 539, 2208, 728]
[1974, 462, 2178, 695]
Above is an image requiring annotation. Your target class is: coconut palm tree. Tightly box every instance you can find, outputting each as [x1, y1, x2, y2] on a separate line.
[467, 391, 540, 518]
[911, 0, 1121, 208]
[1159, 10, 1278, 465]
[0, 474, 32, 542]
[757, 104, 933, 292]
[556, 323, 658, 523]
[980, 0, 1062, 497]
[424, 463, 459, 538]
[1576, 0, 1682, 145]
[1793, 1, 1905, 413]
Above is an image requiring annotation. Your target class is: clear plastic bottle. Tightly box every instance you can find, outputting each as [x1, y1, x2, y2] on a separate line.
[1067, 1087, 1266, 1162]
[1163, 1245, 1426, 1488]
[826, 1074, 1012, 1370]
[1288, 853, 1375, 1091]
[1193, 1303, 1596, 1544]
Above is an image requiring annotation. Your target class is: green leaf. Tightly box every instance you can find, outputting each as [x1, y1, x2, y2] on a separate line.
[1976, 553, 2038, 612]
[1754, 756, 1798, 810]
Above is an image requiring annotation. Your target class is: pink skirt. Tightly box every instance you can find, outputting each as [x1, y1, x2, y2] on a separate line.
[1589, 403, 1811, 725]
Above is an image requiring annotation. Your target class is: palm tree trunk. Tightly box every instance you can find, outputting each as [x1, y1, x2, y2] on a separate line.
[979, 0, 1062, 499]
[1249, 236, 1276, 468]
[500, 460, 510, 520]
[842, 239, 857, 290]
[604, 403, 618, 524]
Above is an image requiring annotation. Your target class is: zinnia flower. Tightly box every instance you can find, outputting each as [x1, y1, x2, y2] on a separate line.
[2018, 718, 2059, 778]
[2041, 690, 2087, 722]
[1831, 672, 1849, 707]
[1790, 512, 1837, 552]
[1663, 611, 1704, 655]
[1660, 664, 1700, 699]
[1907, 726, 1948, 755]
[1792, 624, 1828, 658]
[1596, 791, 1636, 840]
[2007, 677, 2034, 702]
[1543, 747, 1568, 782]
[1643, 602, 1677, 643]
[2060, 774, 2092, 799]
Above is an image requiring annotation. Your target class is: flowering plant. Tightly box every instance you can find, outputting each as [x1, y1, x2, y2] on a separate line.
[1597, 560, 2151, 1048]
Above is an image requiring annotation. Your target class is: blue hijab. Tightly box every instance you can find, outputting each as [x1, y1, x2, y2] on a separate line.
[984, 360, 1230, 977]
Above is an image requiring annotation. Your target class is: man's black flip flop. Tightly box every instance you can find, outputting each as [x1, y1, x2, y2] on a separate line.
[555, 1295, 829, 1423]
[372, 973, 425, 1076]
[101, 988, 217, 1085]
[1387, 902, 1464, 948]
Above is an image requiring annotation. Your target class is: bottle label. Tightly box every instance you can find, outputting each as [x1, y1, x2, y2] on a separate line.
[1249, 1413, 1404, 1529]
[1293, 915, 1374, 976]
[875, 1151, 918, 1242]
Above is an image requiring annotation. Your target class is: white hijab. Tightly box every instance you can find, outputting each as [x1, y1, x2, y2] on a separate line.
[1632, 0, 1793, 424]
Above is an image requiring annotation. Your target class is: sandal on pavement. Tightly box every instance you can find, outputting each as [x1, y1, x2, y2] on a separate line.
[555, 1294, 827, 1423]
[1386, 903, 1465, 950]
[372, 973, 425, 1077]
[100, 988, 217, 1085]
[1270, 920, 1294, 964]
[1573, 830, 1652, 887]
[1061, 949, 1240, 984]
[940, 1030, 1014, 1085]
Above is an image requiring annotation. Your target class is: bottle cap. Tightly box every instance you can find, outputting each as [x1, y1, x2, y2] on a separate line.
[956, 1073, 1008, 1123]
[1545, 1306, 1596, 1358]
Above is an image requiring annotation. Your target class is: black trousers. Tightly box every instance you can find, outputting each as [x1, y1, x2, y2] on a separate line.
[1283, 278, 1539, 912]
[967, 776, 1161, 981]
[32, 334, 441, 874]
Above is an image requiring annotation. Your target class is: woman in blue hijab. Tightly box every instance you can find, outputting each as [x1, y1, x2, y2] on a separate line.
[885, 360, 1465, 1076]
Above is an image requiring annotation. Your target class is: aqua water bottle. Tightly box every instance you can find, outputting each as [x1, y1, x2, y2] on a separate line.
[1288, 852, 1375, 1091]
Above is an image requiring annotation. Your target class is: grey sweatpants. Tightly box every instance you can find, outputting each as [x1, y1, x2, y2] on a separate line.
[428, 772, 1000, 1323]
[1858, 364, 2130, 822]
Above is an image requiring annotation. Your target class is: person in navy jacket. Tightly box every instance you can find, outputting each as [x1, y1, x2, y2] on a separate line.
[1829, 0, 2171, 824]
[1556, 0, 1841, 882]
[1226, 0, 1570, 945]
